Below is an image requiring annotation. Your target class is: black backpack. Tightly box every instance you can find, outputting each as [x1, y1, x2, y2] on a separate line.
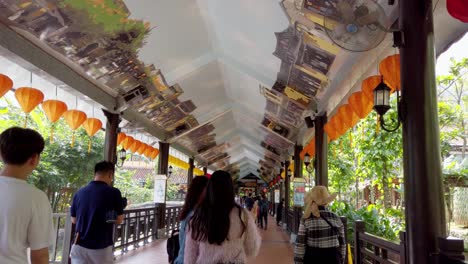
[167, 229, 180, 264]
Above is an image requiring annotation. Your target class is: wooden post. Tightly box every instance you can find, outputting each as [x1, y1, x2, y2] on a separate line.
[400, 232, 407, 264]
[400, 0, 447, 262]
[203, 167, 208, 175]
[103, 110, 120, 164]
[284, 160, 290, 229]
[315, 114, 328, 186]
[354, 220, 365, 264]
[156, 142, 169, 230]
[188, 157, 194, 187]
[293, 144, 303, 234]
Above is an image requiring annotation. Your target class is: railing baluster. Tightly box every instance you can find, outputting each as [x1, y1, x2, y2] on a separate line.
[354, 220, 365, 264]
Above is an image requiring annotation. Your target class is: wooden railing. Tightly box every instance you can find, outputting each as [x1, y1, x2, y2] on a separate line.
[53, 204, 183, 264]
[354, 220, 406, 264]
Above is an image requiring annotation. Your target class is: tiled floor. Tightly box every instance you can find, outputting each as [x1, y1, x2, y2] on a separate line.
[115, 216, 294, 264]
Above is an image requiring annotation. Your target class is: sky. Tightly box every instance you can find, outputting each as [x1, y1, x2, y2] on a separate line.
[436, 33, 468, 76]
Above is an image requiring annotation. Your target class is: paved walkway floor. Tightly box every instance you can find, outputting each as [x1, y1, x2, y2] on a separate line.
[115, 216, 294, 264]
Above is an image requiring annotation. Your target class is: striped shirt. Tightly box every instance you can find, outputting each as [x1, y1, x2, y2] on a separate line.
[294, 209, 346, 264]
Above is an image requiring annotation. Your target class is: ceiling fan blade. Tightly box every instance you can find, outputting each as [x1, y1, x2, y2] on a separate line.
[337, 1, 355, 24]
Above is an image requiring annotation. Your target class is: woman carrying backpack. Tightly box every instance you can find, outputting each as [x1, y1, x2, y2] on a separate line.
[184, 170, 261, 264]
[173, 176, 209, 264]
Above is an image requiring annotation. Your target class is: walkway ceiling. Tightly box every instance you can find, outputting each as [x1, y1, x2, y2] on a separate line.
[0, 0, 466, 181]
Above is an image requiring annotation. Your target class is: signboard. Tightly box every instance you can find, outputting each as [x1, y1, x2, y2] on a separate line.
[154, 175, 167, 203]
[293, 178, 306, 206]
[275, 190, 280, 203]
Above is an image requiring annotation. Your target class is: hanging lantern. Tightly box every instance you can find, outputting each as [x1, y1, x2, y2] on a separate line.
[379, 54, 400, 92]
[337, 104, 360, 129]
[122, 136, 134, 151]
[348, 91, 373, 119]
[330, 115, 348, 137]
[117, 133, 127, 146]
[144, 146, 154, 158]
[0, 74, 13, 98]
[42, 100, 68, 143]
[362, 75, 383, 99]
[136, 143, 147, 155]
[129, 140, 141, 153]
[63, 110, 87, 147]
[307, 140, 315, 157]
[14, 87, 44, 127]
[324, 122, 339, 141]
[150, 148, 160, 160]
[83, 118, 103, 153]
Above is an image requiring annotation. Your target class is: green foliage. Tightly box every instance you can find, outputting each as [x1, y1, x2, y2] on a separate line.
[330, 201, 404, 243]
[0, 102, 105, 212]
[114, 170, 153, 206]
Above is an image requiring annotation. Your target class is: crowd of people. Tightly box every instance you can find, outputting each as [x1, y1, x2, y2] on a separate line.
[0, 126, 346, 264]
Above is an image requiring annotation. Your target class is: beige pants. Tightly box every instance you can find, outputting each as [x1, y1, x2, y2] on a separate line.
[70, 244, 114, 264]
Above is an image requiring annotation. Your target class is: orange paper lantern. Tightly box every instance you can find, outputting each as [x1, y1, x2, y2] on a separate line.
[83, 118, 103, 153]
[324, 122, 339, 141]
[337, 104, 360, 129]
[129, 140, 141, 153]
[122, 136, 134, 150]
[330, 114, 348, 137]
[379, 54, 400, 92]
[150, 148, 160, 159]
[362, 75, 383, 99]
[144, 146, 154, 158]
[306, 140, 316, 157]
[42, 100, 68, 143]
[0, 74, 13, 98]
[15, 87, 44, 113]
[83, 118, 102, 137]
[63, 110, 87, 147]
[117, 133, 127, 146]
[42, 100, 68, 123]
[136, 143, 147, 155]
[348, 91, 373, 119]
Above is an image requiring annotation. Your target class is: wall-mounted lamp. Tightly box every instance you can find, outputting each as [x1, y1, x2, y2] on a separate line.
[168, 165, 173, 177]
[116, 148, 127, 168]
[373, 81, 401, 132]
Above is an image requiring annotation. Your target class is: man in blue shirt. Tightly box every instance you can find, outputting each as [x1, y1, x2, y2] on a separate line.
[70, 161, 125, 264]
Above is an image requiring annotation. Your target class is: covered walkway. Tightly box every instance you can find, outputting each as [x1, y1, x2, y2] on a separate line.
[116, 216, 294, 264]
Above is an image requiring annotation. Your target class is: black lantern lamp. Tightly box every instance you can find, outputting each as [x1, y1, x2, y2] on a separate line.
[304, 153, 311, 167]
[116, 148, 127, 168]
[373, 80, 401, 132]
[287, 169, 292, 177]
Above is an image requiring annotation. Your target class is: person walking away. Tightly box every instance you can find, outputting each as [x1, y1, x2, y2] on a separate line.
[184, 171, 261, 264]
[276, 199, 284, 227]
[245, 193, 254, 211]
[174, 176, 208, 264]
[70, 161, 125, 264]
[294, 186, 346, 264]
[259, 194, 269, 230]
[252, 197, 260, 225]
[0, 127, 54, 264]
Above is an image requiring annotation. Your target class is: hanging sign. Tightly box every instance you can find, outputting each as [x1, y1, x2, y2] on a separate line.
[293, 178, 306, 206]
[154, 174, 167, 203]
[275, 190, 280, 203]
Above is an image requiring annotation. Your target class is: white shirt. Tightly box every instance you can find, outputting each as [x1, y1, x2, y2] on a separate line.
[0, 176, 54, 264]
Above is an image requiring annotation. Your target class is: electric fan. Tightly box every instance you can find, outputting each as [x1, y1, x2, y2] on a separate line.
[324, 0, 388, 52]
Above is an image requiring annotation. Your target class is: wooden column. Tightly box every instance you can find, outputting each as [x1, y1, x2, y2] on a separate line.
[315, 114, 328, 186]
[103, 110, 120, 164]
[156, 142, 170, 229]
[400, 0, 447, 262]
[203, 167, 208, 175]
[293, 145, 303, 234]
[187, 157, 195, 187]
[284, 160, 290, 228]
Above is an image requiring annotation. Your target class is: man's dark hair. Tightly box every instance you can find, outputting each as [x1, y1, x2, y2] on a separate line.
[0, 127, 45, 165]
[94, 161, 115, 174]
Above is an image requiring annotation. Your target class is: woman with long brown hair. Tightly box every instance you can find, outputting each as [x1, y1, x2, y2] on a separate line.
[184, 171, 261, 264]
[174, 176, 208, 264]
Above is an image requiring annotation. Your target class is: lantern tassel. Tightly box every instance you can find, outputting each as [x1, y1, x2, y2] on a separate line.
[24, 115, 28, 128]
[71, 131, 75, 148]
[88, 138, 92, 153]
[349, 132, 353, 148]
[50, 126, 54, 144]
